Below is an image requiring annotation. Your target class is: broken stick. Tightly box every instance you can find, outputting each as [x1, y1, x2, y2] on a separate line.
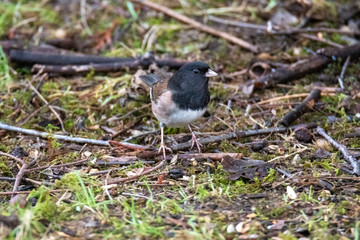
[134, 0, 258, 53]
[172, 116, 358, 151]
[279, 89, 321, 127]
[317, 126, 360, 175]
[0, 121, 147, 149]
[243, 43, 360, 94]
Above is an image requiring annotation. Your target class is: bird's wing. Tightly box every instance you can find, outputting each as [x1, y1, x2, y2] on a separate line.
[139, 74, 159, 87]
[151, 81, 169, 103]
[140, 71, 172, 102]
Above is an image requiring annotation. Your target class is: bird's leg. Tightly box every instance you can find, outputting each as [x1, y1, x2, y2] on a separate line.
[158, 123, 172, 159]
[188, 124, 202, 153]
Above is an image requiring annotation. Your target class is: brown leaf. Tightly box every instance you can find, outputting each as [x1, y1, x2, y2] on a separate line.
[221, 156, 273, 180]
[126, 166, 153, 177]
[271, 219, 286, 230]
[10, 195, 27, 208]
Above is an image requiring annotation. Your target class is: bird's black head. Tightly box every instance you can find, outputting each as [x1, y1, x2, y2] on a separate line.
[168, 61, 217, 92]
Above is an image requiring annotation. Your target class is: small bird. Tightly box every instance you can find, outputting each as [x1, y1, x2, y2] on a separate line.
[140, 61, 218, 158]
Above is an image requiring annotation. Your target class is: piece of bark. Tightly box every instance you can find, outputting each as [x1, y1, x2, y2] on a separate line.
[280, 89, 321, 126]
[30, 56, 189, 74]
[243, 43, 360, 95]
[294, 127, 313, 143]
[10, 49, 135, 65]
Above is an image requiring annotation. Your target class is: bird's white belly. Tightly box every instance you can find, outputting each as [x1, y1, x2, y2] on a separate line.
[155, 107, 206, 127]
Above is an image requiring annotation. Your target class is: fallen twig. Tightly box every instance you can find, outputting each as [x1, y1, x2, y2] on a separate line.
[0, 121, 147, 149]
[17, 101, 52, 127]
[9, 49, 189, 73]
[28, 79, 68, 134]
[107, 159, 166, 184]
[279, 89, 321, 127]
[10, 49, 135, 65]
[172, 116, 357, 151]
[97, 159, 156, 165]
[25, 158, 90, 172]
[338, 56, 350, 89]
[208, 16, 360, 36]
[317, 126, 360, 175]
[12, 163, 28, 193]
[345, 132, 360, 138]
[300, 33, 344, 48]
[0, 189, 70, 195]
[242, 43, 360, 95]
[109, 139, 150, 150]
[134, 0, 258, 53]
[256, 92, 334, 105]
[0, 151, 25, 165]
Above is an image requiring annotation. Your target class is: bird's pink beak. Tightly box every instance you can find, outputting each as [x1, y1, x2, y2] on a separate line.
[205, 69, 218, 77]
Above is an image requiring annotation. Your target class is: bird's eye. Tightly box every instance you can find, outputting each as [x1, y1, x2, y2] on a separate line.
[193, 69, 200, 74]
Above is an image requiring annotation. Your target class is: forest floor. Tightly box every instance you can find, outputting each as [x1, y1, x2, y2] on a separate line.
[0, 0, 360, 239]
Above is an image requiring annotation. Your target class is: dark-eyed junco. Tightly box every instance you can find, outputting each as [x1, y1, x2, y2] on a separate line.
[140, 62, 218, 158]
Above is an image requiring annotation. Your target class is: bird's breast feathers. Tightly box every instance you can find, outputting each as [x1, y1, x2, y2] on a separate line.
[152, 91, 206, 127]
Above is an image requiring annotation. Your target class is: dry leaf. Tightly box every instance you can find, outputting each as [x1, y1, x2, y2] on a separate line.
[235, 222, 251, 233]
[126, 167, 152, 177]
[316, 139, 333, 152]
[221, 156, 273, 181]
[246, 213, 257, 218]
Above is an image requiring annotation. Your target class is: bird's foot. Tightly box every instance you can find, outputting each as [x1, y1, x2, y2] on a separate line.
[158, 142, 173, 159]
[190, 132, 202, 153]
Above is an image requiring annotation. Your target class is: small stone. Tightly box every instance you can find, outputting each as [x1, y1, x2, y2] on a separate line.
[169, 169, 184, 179]
[11, 146, 28, 158]
[29, 149, 39, 159]
[292, 154, 301, 165]
[287, 186, 297, 200]
[83, 151, 92, 158]
[226, 223, 235, 233]
[251, 141, 267, 152]
[316, 139, 333, 152]
[294, 127, 313, 143]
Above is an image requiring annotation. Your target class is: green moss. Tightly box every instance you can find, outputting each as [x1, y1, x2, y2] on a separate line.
[0, 158, 12, 176]
[12, 89, 32, 106]
[219, 140, 242, 153]
[41, 82, 59, 95]
[278, 232, 298, 240]
[210, 82, 230, 99]
[336, 201, 351, 214]
[256, 205, 287, 218]
[28, 186, 57, 219]
[0, 2, 60, 35]
[0, 45, 11, 89]
[263, 168, 276, 183]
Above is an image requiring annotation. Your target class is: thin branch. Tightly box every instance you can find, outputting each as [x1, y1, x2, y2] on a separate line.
[17, 101, 51, 127]
[0, 121, 147, 149]
[338, 56, 350, 89]
[317, 126, 360, 175]
[12, 163, 28, 193]
[208, 16, 360, 36]
[107, 159, 166, 184]
[0, 189, 70, 195]
[25, 158, 90, 172]
[0, 151, 24, 165]
[279, 89, 322, 127]
[28, 79, 68, 134]
[300, 33, 344, 48]
[134, 0, 258, 53]
[256, 92, 334, 105]
[172, 116, 355, 151]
